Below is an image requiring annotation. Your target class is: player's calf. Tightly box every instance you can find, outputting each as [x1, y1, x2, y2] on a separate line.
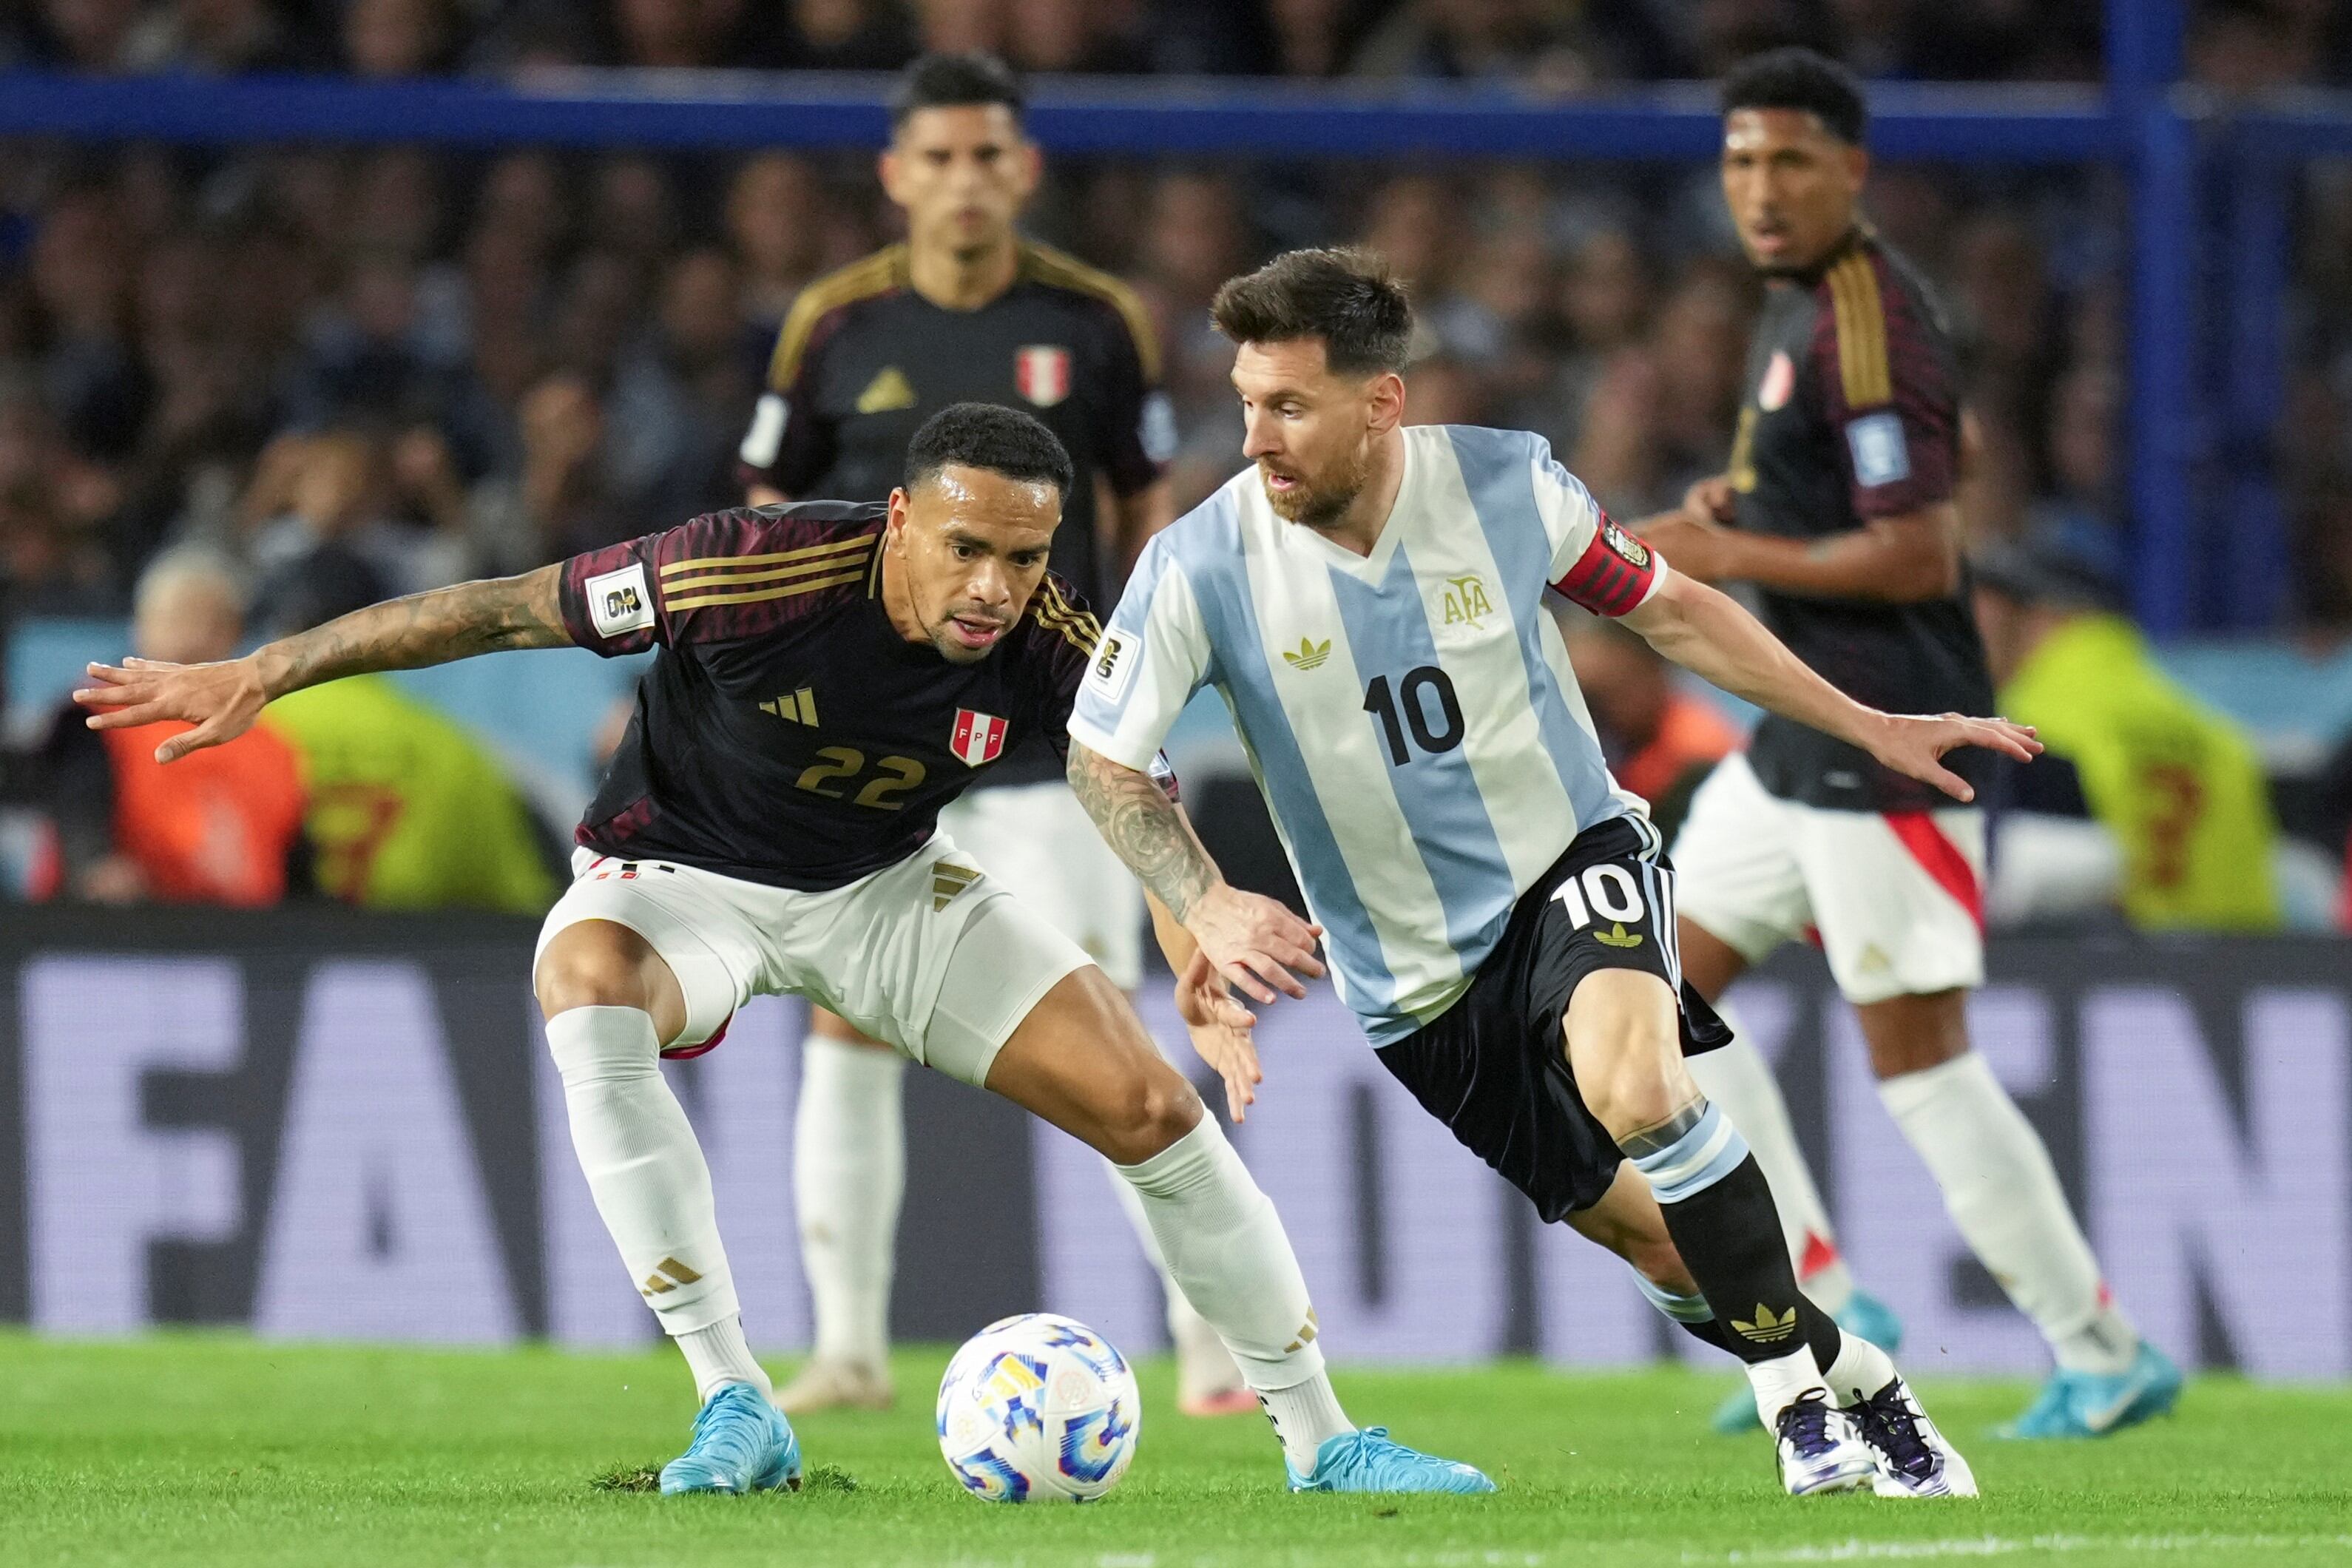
[1566, 973, 1848, 1440]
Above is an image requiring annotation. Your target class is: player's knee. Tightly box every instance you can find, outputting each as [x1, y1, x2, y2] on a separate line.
[1095, 1066, 1205, 1166]
[1576, 1033, 1693, 1143]
[533, 921, 656, 1018]
[1564, 973, 1689, 1139]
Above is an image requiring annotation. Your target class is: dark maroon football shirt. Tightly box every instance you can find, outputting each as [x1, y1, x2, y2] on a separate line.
[1726, 227, 1996, 812]
[557, 501, 1104, 891]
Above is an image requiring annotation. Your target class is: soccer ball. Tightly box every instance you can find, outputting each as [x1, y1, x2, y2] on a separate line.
[936, 1312, 1140, 1503]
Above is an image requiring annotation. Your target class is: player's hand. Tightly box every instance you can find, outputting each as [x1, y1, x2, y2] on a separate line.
[1186, 882, 1324, 1005]
[1632, 513, 1745, 584]
[1682, 474, 1737, 524]
[1867, 712, 2042, 803]
[1173, 947, 1263, 1122]
[74, 656, 269, 763]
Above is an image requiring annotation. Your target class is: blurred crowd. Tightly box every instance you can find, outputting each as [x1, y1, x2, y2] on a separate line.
[0, 1, 2347, 87]
[0, 3, 2349, 920]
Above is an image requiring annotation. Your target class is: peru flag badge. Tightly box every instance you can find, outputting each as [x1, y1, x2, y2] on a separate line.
[1015, 344, 1071, 407]
[950, 709, 1010, 766]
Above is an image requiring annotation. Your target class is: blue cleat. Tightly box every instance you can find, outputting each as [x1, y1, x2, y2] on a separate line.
[1286, 1426, 1496, 1495]
[1711, 1288, 1905, 1435]
[1994, 1342, 2182, 1439]
[658, 1382, 803, 1495]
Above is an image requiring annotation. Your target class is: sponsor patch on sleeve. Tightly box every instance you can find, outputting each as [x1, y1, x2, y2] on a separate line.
[1846, 411, 1911, 488]
[1139, 392, 1178, 465]
[586, 563, 655, 638]
[737, 393, 788, 469]
[1084, 629, 1140, 704]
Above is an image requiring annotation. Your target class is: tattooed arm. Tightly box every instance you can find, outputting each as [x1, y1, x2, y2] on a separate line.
[1068, 738, 1325, 1005]
[75, 567, 572, 764]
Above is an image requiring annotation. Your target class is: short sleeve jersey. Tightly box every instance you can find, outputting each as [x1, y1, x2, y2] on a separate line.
[1069, 424, 1662, 1046]
[558, 502, 1101, 891]
[1726, 229, 1997, 811]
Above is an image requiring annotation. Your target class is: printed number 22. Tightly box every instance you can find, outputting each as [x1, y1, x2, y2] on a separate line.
[796, 746, 927, 810]
[1363, 666, 1465, 765]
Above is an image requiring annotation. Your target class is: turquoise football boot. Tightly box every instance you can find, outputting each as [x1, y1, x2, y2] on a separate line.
[1286, 1426, 1496, 1494]
[658, 1382, 803, 1495]
[1994, 1342, 2182, 1439]
[1711, 1288, 1905, 1435]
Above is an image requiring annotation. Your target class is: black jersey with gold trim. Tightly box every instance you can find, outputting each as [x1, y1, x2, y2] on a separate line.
[1726, 229, 1997, 812]
[737, 240, 1169, 788]
[557, 501, 1103, 891]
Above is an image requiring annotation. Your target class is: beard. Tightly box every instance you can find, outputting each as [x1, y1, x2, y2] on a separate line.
[1261, 442, 1370, 531]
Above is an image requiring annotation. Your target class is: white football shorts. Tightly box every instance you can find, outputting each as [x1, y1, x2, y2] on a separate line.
[939, 780, 1147, 993]
[534, 833, 1092, 1087]
[1671, 751, 1986, 1005]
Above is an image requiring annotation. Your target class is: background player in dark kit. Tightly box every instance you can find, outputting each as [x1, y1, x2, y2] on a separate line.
[732, 51, 1223, 1414]
[1633, 48, 2179, 1441]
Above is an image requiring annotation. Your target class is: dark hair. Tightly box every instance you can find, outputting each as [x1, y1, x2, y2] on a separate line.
[1209, 247, 1413, 376]
[1720, 47, 1868, 145]
[905, 402, 1073, 497]
[890, 52, 1024, 130]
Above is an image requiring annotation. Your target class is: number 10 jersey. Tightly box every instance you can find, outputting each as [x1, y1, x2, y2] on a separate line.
[558, 501, 1098, 891]
[1068, 425, 1664, 1046]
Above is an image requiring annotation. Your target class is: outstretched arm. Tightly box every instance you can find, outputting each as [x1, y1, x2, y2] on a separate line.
[1067, 738, 1325, 1005]
[76, 565, 572, 764]
[1621, 567, 2038, 802]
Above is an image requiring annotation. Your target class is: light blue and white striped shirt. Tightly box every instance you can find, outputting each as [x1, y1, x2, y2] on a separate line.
[1068, 424, 1666, 1045]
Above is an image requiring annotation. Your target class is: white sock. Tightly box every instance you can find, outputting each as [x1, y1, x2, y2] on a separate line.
[1823, 1328, 1898, 1405]
[1105, 1156, 1243, 1399]
[1879, 1051, 2138, 1375]
[679, 1315, 773, 1404]
[545, 1006, 739, 1368]
[1115, 1118, 1352, 1470]
[1747, 1343, 1830, 1427]
[1688, 1021, 1856, 1314]
[794, 1036, 907, 1369]
[1258, 1376, 1354, 1470]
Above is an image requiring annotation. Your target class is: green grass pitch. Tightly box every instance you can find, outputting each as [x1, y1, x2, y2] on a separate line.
[5, 1334, 2348, 1567]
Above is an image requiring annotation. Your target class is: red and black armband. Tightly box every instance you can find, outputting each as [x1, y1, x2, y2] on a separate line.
[1552, 513, 1662, 617]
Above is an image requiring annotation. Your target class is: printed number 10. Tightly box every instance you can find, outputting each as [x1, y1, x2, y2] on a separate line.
[1363, 666, 1466, 765]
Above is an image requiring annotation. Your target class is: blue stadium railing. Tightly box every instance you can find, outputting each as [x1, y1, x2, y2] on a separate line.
[1, 0, 2346, 635]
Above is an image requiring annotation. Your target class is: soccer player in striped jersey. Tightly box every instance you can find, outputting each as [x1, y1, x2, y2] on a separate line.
[77, 404, 1489, 1499]
[1068, 249, 2027, 1497]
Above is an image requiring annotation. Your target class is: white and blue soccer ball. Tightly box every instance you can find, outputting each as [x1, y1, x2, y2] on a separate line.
[936, 1312, 1140, 1503]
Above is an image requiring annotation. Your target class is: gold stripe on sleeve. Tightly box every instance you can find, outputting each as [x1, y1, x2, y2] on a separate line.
[1828, 253, 1892, 409]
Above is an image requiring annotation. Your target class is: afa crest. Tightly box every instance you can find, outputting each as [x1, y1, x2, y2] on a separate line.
[1441, 574, 1493, 628]
[1601, 517, 1651, 570]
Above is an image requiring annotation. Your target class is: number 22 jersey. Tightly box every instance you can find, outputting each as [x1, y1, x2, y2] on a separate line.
[1068, 425, 1663, 1045]
[557, 501, 1100, 891]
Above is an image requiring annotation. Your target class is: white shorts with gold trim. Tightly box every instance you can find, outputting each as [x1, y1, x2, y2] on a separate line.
[533, 834, 1092, 1087]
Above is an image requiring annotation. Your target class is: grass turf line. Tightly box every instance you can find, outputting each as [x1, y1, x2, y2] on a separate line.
[3, 1333, 2348, 1568]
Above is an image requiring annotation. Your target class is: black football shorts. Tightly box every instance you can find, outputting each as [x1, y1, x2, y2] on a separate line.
[1373, 814, 1732, 1222]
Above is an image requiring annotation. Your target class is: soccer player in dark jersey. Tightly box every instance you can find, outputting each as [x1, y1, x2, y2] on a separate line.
[1635, 49, 2180, 1439]
[732, 52, 1224, 1415]
[73, 403, 1490, 1498]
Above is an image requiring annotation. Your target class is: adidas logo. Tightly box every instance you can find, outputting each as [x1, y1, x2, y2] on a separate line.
[1595, 922, 1643, 949]
[1732, 1302, 1800, 1344]
[1280, 637, 1332, 671]
[758, 687, 819, 725]
[856, 365, 916, 414]
[1283, 1307, 1319, 1354]
[639, 1256, 703, 1298]
[931, 859, 982, 912]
